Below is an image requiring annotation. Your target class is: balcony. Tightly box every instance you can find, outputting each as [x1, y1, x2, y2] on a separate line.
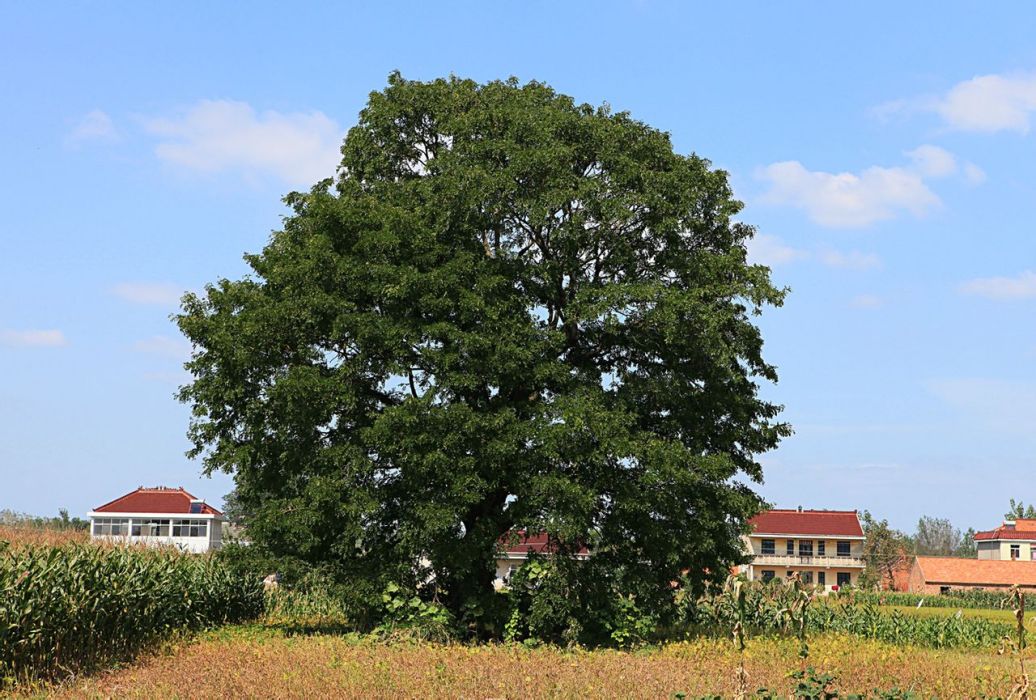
[751, 553, 865, 568]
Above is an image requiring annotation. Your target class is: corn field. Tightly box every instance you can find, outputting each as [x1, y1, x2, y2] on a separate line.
[0, 541, 264, 689]
[689, 578, 1015, 650]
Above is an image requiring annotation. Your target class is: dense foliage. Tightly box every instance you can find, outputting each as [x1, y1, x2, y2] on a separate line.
[0, 542, 264, 688]
[177, 73, 789, 632]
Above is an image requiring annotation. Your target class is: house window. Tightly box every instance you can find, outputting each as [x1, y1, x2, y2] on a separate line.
[836, 572, 851, 587]
[138, 519, 170, 537]
[761, 570, 776, 582]
[172, 519, 208, 538]
[800, 571, 813, 584]
[786, 540, 795, 555]
[92, 519, 105, 536]
[131, 521, 142, 536]
[836, 541, 851, 557]
[1011, 544, 1021, 560]
[798, 540, 813, 557]
[817, 541, 826, 556]
[761, 539, 775, 555]
[940, 585, 951, 595]
[818, 571, 826, 586]
[109, 519, 129, 536]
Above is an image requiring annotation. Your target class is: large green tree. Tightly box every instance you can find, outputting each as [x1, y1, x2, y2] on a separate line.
[177, 74, 789, 634]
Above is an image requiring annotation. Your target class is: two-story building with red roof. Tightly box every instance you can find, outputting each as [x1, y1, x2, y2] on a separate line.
[742, 508, 865, 590]
[975, 518, 1036, 561]
[88, 486, 225, 553]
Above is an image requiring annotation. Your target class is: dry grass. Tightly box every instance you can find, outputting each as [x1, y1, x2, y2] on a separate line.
[0, 525, 88, 548]
[49, 628, 1031, 699]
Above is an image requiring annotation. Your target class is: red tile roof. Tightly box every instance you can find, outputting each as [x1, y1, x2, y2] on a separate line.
[499, 531, 589, 556]
[749, 509, 863, 538]
[974, 522, 1036, 541]
[93, 487, 222, 515]
[913, 556, 1036, 587]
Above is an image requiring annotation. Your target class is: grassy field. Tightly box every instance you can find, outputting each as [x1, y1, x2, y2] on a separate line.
[46, 627, 1032, 699]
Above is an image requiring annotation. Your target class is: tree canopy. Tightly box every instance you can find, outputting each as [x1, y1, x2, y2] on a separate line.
[177, 74, 789, 639]
[1006, 499, 1036, 520]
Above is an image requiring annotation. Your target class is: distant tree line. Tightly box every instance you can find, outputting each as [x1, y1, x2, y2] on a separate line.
[0, 509, 89, 531]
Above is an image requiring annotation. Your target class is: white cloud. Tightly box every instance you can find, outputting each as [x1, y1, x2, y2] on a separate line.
[143, 100, 343, 187]
[963, 162, 987, 185]
[849, 294, 882, 309]
[133, 335, 192, 359]
[937, 73, 1036, 133]
[880, 72, 1036, 133]
[747, 234, 808, 267]
[0, 329, 68, 347]
[905, 145, 957, 177]
[756, 160, 941, 228]
[817, 249, 882, 270]
[68, 109, 118, 143]
[112, 282, 184, 306]
[960, 270, 1036, 300]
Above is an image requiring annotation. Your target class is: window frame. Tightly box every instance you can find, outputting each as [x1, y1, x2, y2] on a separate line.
[760, 539, 775, 555]
[836, 541, 851, 557]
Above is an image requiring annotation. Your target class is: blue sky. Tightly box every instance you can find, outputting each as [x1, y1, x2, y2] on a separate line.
[2, 2, 1034, 533]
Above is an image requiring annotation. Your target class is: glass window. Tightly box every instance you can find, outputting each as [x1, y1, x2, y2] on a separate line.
[172, 519, 187, 537]
[786, 540, 795, 555]
[800, 571, 813, 584]
[131, 521, 143, 536]
[92, 519, 105, 536]
[110, 519, 129, 536]
[761, 539, 775, 555]
[798, 540, 813, 557]
[817, 540, 826, 556]
[837, 541, 851, 557]
[1011, 544, 1021, 560]
[837, 572, 851, 587]
[818, 571, 826, 586]
[761, 570, 775, 582]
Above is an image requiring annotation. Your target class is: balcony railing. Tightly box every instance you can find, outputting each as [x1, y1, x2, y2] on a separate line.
[751, 553, 865, 568]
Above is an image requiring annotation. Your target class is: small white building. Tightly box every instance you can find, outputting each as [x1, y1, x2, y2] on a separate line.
[88, 486, 224, 553]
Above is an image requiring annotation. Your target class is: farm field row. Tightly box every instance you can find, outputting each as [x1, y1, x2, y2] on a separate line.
[49, 628, 1031, 699]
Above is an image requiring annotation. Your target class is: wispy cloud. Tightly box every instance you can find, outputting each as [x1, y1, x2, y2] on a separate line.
[748, 234, 881, 270]
[756, 145, 979, 228]
[817, 249, 881, 270]
[133, 335, 191, 360]
[849, 294, 882, 309]
[142, 100, 343, 187]
[878, 71, 1036, 133]
[68, 109, 119, 144]
[756, 159, 940, 228]
[112, 282, 184, 306]
[960, 270, 1036, 300]
[747, 234, 809, 267]
[0, 329, 68, 347]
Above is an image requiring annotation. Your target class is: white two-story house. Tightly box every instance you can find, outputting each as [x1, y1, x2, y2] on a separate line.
[88, 486, 224, 553]
[741, 508, 865, 590]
